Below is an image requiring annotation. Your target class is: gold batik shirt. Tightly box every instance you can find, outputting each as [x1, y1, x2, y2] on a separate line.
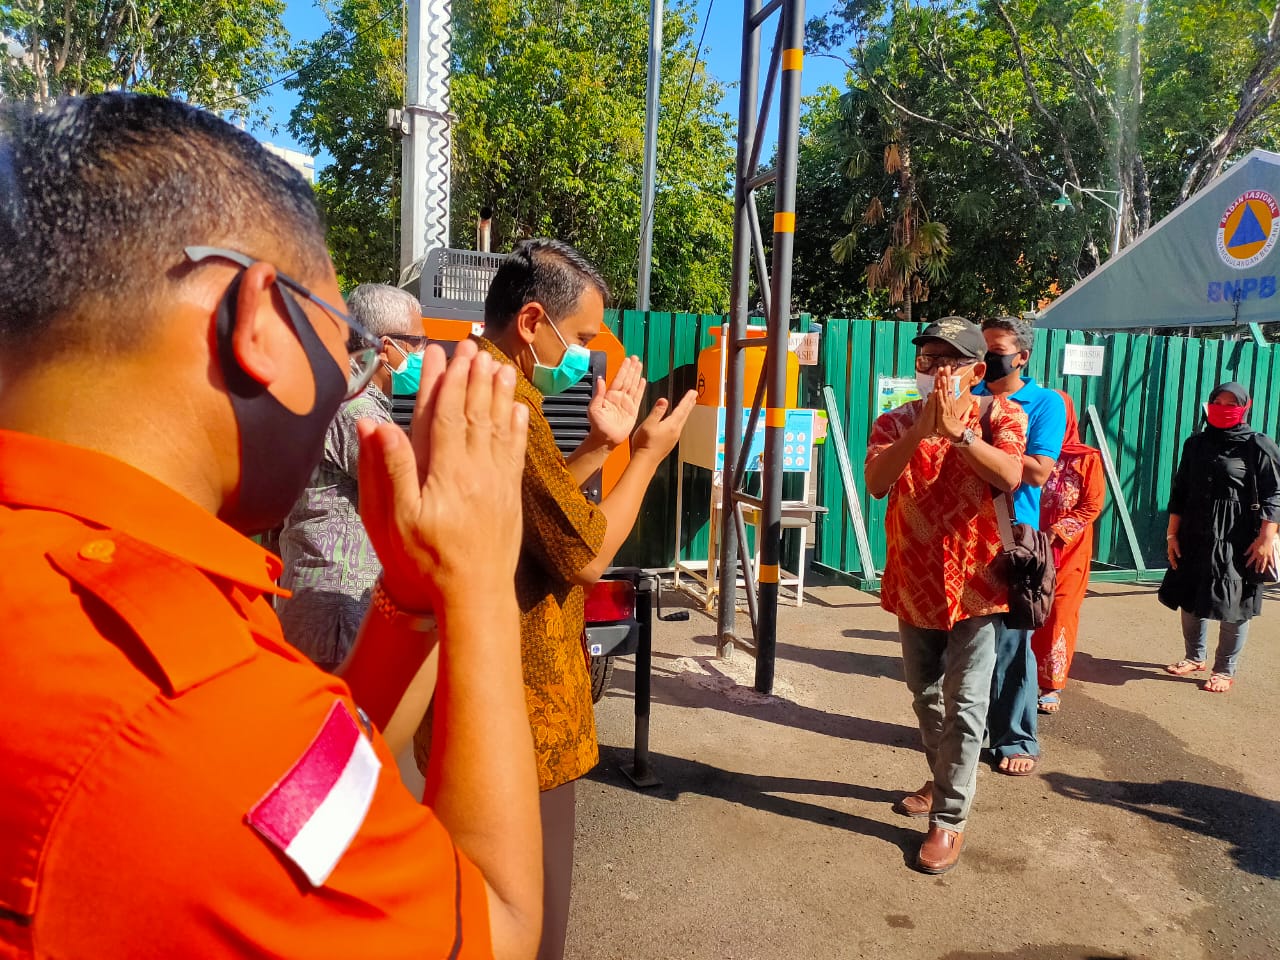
[415, 338, 606, 791]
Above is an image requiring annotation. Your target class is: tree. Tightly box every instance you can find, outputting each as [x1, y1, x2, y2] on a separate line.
[813, 0, 1280, 253]
[829, 78, 950, 323]
[799, 0, 1280, 315]
[757, 88, 883, 319]
[0, 0, 288, 114]
[288, 0, 736, 308]
[286, 0, 404, 287]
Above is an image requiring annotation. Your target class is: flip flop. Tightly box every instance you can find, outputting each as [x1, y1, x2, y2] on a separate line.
[996, 753, 1039, 777]
[1202, 673, 1234, 693]
[1037, 692, 1061, 714]
[1165, 659, 1206, 676]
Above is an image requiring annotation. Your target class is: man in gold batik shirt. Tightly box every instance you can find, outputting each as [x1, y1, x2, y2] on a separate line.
[416, 239, 694, 960]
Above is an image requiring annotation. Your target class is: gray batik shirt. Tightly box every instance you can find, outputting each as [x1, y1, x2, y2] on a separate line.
[275, 384, 392, 667]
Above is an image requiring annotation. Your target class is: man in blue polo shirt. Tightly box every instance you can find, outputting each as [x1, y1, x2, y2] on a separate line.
[973, 316, 1066, 775]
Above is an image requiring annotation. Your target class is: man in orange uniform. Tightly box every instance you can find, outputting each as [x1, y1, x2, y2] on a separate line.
[0, 94, 542, 959]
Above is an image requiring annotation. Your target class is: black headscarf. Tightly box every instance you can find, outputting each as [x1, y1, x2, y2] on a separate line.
[1206, 381, 1255, 442]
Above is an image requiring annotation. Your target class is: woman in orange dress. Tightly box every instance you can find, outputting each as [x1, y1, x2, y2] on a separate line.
[1032, 391, 1105, 714]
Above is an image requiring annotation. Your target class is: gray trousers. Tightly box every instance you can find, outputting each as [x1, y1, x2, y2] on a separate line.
[537, 780, 576, 960]
[1182, 610, 1251, 676]
[898, 615, 1000, 831]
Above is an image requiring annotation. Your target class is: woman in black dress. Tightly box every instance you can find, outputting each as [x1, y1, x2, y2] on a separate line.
[1161, 382, 1280, 692]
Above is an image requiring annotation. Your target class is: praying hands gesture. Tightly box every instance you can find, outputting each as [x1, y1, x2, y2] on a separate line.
[587, 356, 647, 448]
[909, 365, 974, 444]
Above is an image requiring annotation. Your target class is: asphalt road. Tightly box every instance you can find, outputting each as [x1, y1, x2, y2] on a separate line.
[566, 581, 1280, 960]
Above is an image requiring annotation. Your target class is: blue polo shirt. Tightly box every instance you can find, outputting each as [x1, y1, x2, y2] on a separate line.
[973, 377, 1066, 527]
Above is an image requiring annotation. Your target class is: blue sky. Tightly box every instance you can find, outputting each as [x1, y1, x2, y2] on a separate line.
[252, 0, 848, 169]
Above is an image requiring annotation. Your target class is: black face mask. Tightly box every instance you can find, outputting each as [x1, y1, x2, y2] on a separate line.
[983, 351, 1022, 383]
[215, 274, 347, 535]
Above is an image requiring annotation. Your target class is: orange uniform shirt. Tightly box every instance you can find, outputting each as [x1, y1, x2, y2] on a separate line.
[0, 430, 493, 959]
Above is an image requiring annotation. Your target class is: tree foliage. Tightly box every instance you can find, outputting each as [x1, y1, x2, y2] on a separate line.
[287, 0, 404, 287]
[289, 0, 735, 309]
[800, 0, 1280, 318]
[0, 0, 288, 113]
[829, 85, 950, 322]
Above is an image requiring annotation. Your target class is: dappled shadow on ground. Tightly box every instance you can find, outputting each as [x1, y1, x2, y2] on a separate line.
[1071, 651, 1193, 687]
[686, 629, 904, 679]
[605, 654, 919, 750]
[589, 742, 919, 860]
[1043, 772, 1280, 879]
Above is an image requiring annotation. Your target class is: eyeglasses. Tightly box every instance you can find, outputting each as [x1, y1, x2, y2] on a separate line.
[184, 246, 381, 400]
[915, 354, 978, 374]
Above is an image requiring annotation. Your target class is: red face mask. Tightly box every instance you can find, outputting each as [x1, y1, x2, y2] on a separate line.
[1205, 404, 1248, 429]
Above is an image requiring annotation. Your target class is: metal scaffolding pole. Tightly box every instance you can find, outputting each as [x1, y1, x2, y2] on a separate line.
[714, 0, 761, 657]
[754, 0, 804, 693]
[715, 0, 804, 694]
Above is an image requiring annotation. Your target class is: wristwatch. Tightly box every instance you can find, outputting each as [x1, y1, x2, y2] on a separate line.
[370, 577, 438, 633]
[951, 428, 977, 447]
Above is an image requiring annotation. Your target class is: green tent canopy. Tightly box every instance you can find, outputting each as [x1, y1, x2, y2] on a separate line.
[1037, 149, 1280, 331]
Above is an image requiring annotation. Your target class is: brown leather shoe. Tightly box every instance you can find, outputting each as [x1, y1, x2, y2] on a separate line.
[894, 780, 934, 818]
[916, 825, 965, 874]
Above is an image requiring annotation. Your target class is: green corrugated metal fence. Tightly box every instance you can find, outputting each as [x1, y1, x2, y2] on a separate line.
[605, 309, 720, 568]
[602, 312, 1278, 577]
[814, 321, 1280, 579]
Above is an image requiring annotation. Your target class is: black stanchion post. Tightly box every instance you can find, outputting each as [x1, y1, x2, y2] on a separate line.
[623, 578, 660, 788]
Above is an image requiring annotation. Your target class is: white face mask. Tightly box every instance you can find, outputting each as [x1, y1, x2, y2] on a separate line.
[916, 371, 964, 398]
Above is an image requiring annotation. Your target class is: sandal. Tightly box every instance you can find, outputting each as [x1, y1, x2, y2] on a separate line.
[996, 753, 1039, 777]
[1202, 673, 1234, 693]
[1165, 659, 1206, 676]
[1037, 692, 1061, 714]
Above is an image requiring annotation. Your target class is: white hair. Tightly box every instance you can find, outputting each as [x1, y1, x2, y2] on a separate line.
[346, 284, 420, 337]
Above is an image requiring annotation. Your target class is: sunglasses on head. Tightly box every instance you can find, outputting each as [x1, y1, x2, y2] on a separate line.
[184, 246, 381, 400]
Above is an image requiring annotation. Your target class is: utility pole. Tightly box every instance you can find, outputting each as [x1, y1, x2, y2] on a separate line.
[636, 0, 663, 311]
[400, 0, 453, 272]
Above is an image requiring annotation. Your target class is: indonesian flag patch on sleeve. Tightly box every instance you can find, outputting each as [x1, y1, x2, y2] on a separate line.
[247, 700, 382, 886]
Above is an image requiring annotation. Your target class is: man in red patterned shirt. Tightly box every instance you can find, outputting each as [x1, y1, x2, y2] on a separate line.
[865, 317, 1027, 874]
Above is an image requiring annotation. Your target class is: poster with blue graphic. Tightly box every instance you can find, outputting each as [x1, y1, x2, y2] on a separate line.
[714, 409, 814, 472]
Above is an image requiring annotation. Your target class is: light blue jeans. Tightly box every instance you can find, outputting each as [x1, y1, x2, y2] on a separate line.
[898, 615, 1000, 831]
[986, 622, 1040, 759]
[1182, 610, 1251, 676]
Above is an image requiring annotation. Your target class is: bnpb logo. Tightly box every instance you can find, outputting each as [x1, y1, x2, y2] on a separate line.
[1216, 190, 1280, 270]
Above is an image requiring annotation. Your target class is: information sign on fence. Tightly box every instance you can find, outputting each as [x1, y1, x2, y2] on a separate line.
[1062, 344, 1106, 376]
[715, 408, 814, 472]
[877, 376, 921, 413]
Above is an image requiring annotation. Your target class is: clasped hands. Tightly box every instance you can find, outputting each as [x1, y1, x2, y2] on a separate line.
[910, 365, 975, 445]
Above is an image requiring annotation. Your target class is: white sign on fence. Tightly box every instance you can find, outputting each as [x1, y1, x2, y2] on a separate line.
[1062, 344, 1106, 377]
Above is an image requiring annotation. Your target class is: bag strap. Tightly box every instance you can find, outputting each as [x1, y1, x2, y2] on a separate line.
[1245, 435, 1263, 514]
[978, 399, 1017, 551]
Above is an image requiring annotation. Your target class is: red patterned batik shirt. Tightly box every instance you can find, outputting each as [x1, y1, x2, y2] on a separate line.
[867, 396, 1028, 630]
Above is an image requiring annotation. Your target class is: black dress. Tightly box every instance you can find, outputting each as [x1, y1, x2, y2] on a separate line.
[1158, 429, 1280, 622]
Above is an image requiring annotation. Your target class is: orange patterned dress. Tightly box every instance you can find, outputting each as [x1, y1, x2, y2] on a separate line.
[867, 396, 1028, 630]
[414, 339, 606, 792]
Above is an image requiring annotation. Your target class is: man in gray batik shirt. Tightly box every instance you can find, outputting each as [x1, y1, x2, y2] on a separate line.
[274, 284, 424, 670]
